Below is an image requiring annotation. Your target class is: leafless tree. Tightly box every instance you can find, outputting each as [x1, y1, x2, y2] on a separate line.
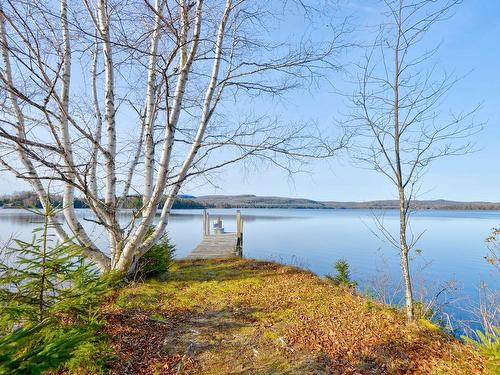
[368, 248, 460, 326]
[349, 0, 480, 321]
[0, 0, 348, 273]
[461, 229, 500, 337]
[485, 228, 500, 272]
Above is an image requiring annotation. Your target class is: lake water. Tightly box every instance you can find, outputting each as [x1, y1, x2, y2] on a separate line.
[0, 208, 498, 333]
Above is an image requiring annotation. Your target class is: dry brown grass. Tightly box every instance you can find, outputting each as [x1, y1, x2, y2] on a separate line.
[103, 258, 485, 374]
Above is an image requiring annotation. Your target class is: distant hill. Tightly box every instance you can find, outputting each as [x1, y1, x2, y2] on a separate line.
[190, 195, 500, 210]
[1, 192, 500, 210]
[194, 194, 326, 209]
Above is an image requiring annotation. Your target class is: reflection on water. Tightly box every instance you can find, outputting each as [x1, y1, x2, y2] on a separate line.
[0, 207, 498, 331]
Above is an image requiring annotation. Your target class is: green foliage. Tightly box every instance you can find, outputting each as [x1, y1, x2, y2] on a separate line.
[136, 227, 175, 279]
[0, 206, 112, 374]
[170, 197, 205, 209]
[0, 208, 102, 329]
[0, 191, 88, 209]
[363, 287, 377, 312]
[326, 258, 357, 289]
[64, 330, 115, 374]
[0, 321, 113, 375]
[462, 327, 500, 374]
[0, 323, 90, 375]
[413, 301, 434, 320]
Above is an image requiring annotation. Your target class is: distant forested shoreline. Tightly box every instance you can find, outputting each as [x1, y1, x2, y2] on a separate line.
[2, 191, 500, 211]
[0, 191, 204, 210]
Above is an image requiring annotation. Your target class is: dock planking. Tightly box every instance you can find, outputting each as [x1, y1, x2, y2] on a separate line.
[185, 211, 243, 259]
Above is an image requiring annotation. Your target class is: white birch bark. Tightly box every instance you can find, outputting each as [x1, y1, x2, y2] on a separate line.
[96, 0, 119, 258]
[132, 0, 232, 260]
[120, 124, 144, 204]
[0, 6, 110, 270]
[115, 0, 207, 271]
[59, 0, 102, 255]
[89, 35, 103, 199]
[142, 0, 164, 212]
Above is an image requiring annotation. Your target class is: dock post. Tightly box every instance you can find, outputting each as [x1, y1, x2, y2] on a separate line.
[187, 211, 244, 259]
[203, 210, 210, 236]
[236, 210, 243, 257]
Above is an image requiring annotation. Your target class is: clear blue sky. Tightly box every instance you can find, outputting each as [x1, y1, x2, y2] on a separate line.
[1, 0, 499, 202]
[189, 0, 500, 202]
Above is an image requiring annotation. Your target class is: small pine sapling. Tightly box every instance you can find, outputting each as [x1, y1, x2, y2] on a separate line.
[326, 258, 358, 289]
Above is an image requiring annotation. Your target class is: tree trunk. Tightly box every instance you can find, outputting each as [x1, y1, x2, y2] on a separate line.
[141, 0, 163, 210]
[114, 0, 205, 272]
[399, 188, 414, 321]
[394, 4, 414, 323]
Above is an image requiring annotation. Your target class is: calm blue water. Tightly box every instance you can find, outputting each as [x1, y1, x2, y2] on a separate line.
[0, 208, 498, 332]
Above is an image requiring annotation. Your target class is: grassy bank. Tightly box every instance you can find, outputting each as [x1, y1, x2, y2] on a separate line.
[99, 258, 485, 374]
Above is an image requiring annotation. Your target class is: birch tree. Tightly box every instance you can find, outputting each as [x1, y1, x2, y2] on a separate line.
[0, 0, 347, 273]
[350, 0, 479, 321]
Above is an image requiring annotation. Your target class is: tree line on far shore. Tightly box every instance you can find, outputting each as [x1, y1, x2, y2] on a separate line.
[3, 191, 500, 211]
[0, 192, 204, 210]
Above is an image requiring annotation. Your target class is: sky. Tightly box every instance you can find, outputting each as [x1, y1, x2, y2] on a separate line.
[187, 0, 500, 202]
[1, 0, 499, 202]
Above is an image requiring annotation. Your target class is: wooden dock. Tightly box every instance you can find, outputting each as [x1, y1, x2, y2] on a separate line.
[185, 211, 244, 260]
